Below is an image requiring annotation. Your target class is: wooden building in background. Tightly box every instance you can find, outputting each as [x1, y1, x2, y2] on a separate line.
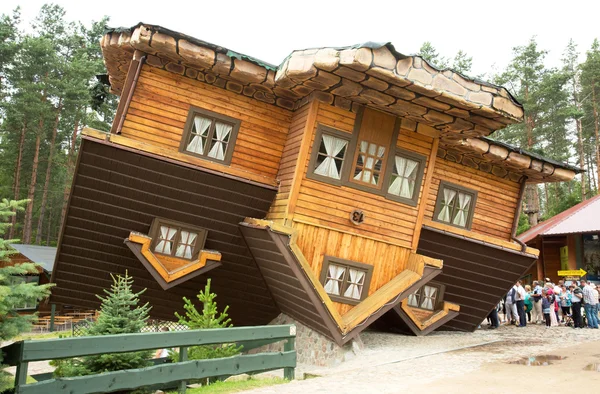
[519, 195, 600, 284]
[49, 24, 581, 343]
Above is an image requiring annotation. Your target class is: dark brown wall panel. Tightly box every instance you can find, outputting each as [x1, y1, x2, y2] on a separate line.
[417, 227, 536, 332]
[50, 138, 279, 326]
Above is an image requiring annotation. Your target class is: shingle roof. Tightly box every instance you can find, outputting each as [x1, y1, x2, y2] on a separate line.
[9, 244, 57, 272]
[518, 194, 600, 243]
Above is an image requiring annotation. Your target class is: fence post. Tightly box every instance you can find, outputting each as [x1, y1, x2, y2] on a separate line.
[283, 337, 295, 380]
[15, 360, 28, 390]
[178, 346, 188, 394]
[49, 304, 56, 332]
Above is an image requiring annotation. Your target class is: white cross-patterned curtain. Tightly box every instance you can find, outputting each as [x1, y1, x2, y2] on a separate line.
[176, 231, 198, 259]
[343, 268, 365, 300]
[388, 156, 419, 198]
[186, 116, 211, 154]
[407, 290, 420, 307]
[155, 226, 177, 254]
[208, 122, 233, 160]
[324, 264, 346, 296]
[420, 286, 437, 310]
[452, 192, 472, 227]
[314, 135, 347, 179]
[437, 188, 457, 223]
[354, 141, 385, 184]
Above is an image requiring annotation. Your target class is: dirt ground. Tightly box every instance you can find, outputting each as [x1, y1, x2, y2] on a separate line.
[249, 323, 600, 393]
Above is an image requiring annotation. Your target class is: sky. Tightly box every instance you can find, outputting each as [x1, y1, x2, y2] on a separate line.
[3, 0, 599, 79]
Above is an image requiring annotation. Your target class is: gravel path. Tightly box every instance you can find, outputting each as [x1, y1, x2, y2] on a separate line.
[249, 323, 600, 393]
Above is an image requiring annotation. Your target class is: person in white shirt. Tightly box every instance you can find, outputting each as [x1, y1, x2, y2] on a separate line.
[581, 280, 598, 329]
[505, 284, 519, 325]
[515, 280, 527, 327]
[531, 281, 543, 324]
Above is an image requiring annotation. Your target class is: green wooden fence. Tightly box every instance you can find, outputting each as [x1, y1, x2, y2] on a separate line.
[2, 324, 296, 394]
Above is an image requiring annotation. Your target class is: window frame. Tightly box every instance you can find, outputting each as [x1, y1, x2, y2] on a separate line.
[382, 147, 427, 207]
[306, 125, 354, 186]
[407, 282, 445, 311]
[319, 256, 374, 306]
[149, 218, 208, 261]
[179, 106, 241, 165]
[432, 180, 478, 231]
[306, 107, 427, 207]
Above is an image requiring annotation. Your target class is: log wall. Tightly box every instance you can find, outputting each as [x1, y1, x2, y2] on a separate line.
[424, 158, 521, 240]
[120, 66, 292, 182]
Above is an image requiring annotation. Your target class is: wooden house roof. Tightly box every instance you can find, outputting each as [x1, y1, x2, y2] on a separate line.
[99, 23, 580, 183]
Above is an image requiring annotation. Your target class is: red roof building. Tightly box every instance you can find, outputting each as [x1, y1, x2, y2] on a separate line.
[518, 195, 600, 283]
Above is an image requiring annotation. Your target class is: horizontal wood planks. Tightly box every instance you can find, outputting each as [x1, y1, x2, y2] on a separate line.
[292, 222, 412, 316]
[424, 157, 520, 240]
[50, 139, 280, 325]
[120, 66, 292, 182]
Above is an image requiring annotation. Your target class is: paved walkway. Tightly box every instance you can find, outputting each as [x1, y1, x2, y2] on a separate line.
[249, 324, 600, 393]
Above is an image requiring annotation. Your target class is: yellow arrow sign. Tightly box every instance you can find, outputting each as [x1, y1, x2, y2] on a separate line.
[557, 268, 587, 277]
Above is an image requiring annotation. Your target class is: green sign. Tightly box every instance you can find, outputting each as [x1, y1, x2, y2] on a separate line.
[560, 246, 569, 270]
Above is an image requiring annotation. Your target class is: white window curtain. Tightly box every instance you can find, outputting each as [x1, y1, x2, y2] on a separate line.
[314, 134, 347, 179]
[186, 116, 211, 154]
[354, 141, 385, 185]
[452, 192, 472, 227]
[155, 226, 177, 254]
[176, 231, 198, 259]
[208, 122, 233, 160]
[324, 264, 346, 296]
[343, 268, 365, 300]
[388, 156, 419, 198]
[407, 290, 420, 307]
[437, 188, 457, 223]
[420, 286, 437, 310]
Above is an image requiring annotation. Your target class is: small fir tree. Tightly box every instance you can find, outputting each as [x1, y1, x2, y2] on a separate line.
[0, 198, 53, 391]
[52, 272, 153, 377]
[173, 279, 241, 361]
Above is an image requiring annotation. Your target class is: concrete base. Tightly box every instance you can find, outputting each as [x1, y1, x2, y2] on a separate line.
[252, 313, 364, 367]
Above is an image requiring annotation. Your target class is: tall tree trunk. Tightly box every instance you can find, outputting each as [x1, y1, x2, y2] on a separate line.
[575, 99, 586, 199]
[46, 201, 53, 246]
[22, 133, 41, 244]
[35, 99, 62, 245]
[592, 82, 600, 192]
[523, 84, 539, 225]
[60, 117, 80, 231]
[9, 121, 27, 240]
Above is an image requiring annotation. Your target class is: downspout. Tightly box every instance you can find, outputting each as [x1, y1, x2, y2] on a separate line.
[511, 176, 528, 252]
[115, 55, 147, 135]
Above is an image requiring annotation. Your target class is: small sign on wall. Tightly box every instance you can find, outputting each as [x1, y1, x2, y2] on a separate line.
[560, 246, 568, 270]
[350, 209, 365, 225]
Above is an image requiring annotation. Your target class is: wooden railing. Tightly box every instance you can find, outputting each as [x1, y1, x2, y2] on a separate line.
[2, 325, 296, 394]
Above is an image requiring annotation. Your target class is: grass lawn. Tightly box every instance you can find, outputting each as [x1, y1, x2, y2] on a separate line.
[169, 377, 287, 394]
[13, 331, 71, 341]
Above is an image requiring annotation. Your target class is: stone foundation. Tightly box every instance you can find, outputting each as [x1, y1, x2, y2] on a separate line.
[251, 314, 363, 367]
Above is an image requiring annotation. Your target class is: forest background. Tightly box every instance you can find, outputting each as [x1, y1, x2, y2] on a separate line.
[0, 4, 599, 246]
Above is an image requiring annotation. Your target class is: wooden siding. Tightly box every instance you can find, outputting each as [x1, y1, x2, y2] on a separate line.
[265, 104, 311, 222]
[417, 227, 536, 332]
[293, 222, 412, 315]
[424, 157, 521, 240]
[120, 66, 292, 182]
[293, 104, 435, 249]
[50, 138, 280, 325]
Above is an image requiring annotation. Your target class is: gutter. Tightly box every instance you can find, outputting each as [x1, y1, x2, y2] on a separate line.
[511, 176, 528, 252]
[115, 54, 147, 134]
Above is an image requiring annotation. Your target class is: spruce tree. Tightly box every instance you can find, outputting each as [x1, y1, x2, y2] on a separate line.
[0, 198, 53, 391]
[174, 279, 241, 361]
[52, 272, 153, 377]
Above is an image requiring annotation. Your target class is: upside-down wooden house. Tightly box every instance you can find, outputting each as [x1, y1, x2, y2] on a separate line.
[49, 23, 581, 343]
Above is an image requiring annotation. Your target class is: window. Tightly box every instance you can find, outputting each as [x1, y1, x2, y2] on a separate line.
[407, 283, 444, 311]
[10, 276, 40, 310]
[384, 149, 426, 206]
[307, 125, 351, 185]
[180, 107, 241, 165]
[149, 218, 208, 260]
[433, 181, 478, 230]
[306, 107, 427, 207]
[319, 256, 373, 305]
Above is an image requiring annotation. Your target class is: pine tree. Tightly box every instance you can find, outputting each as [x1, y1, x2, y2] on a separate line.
[174, 279, 241, 361]
[0, 198, 53, 391]
[52, 272, 153, 378]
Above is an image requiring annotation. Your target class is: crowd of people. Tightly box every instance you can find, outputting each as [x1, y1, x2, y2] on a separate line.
[486, 278, 600, 329]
